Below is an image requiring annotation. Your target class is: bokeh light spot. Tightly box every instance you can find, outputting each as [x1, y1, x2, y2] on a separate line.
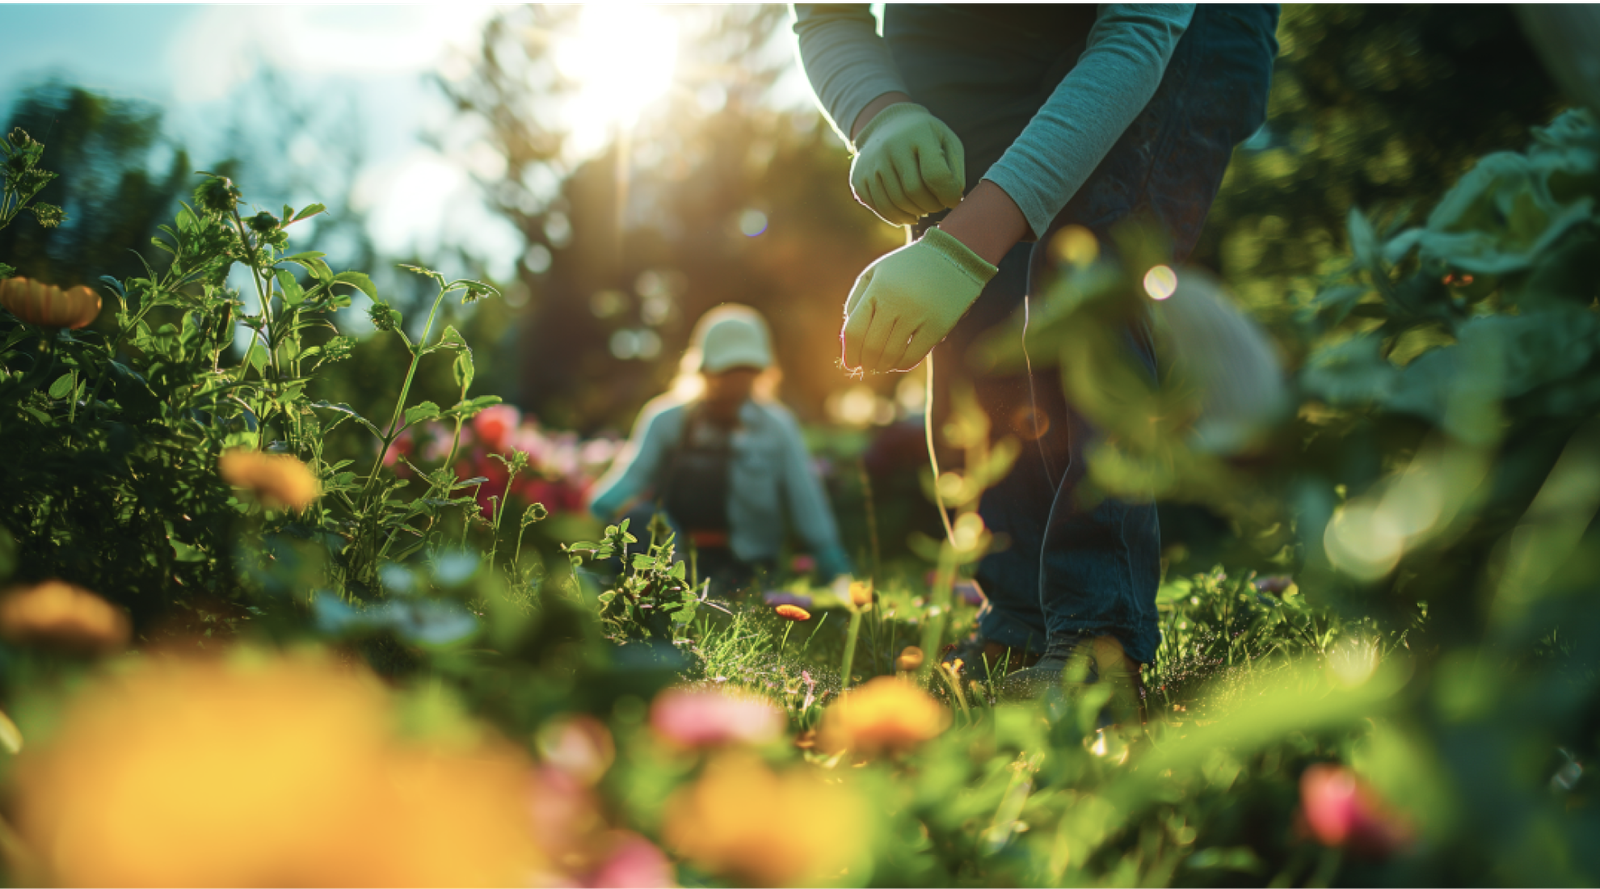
[1143, 265, 1179, 300]
[1050, 225, 1099, 268]
[738, 209, 768, 237]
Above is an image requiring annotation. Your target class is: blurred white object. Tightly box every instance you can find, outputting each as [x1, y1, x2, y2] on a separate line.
[1153, 267, 1288, 455]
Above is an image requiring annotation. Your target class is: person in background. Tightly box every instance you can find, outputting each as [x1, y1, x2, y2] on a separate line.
[588, 305, 854, 596]
[792, 4, 1279, 701]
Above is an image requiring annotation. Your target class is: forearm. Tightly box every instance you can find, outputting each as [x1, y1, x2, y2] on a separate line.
[985, 4, 1194, 239]
[792, 4, 911, 147]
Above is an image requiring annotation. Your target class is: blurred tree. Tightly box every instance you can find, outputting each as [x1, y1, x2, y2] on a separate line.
[0, 80, 190, 289]
[1199, 4, 1564, 332]
[440, 5, 900, 433]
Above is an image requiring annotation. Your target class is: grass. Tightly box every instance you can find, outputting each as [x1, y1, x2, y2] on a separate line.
[679, 559, 1384, 730]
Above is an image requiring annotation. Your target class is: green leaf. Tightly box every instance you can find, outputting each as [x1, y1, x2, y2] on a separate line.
[275, 268, 306, 306]
[47, 372, 77, 400]
[436, 324, 468, 352]
[453, 350, 475, 391]
[285, 255, 334, 285]
[403, 401, 441, 427]
[330, 270, 377, 301]
[1348, 207, 1380, 273]
[445, 394, 502, 421]
[292, 203, 327, 223]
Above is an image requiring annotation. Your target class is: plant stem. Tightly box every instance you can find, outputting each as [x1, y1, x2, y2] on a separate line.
[919, 541, 958, 686]
[839, 608, 864, 689]
[365, 281, 452, 495]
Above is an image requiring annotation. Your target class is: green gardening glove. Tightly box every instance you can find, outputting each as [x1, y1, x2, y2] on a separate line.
[841, 227, 998, 374]
[850, 103, 967, 227]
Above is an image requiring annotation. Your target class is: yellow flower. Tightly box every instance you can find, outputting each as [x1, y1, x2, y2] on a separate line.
[774, 604, 811, 622]
[818, 676, 949, 756]
[663, 753, 867, 887]
[218, 448, 320, 511]
[848, 579, 873, 609]
[0, 580, 129, 655]
[12, 651, 541, 886]
[895, 646, 924, 672]
[0, 277, 101, 329]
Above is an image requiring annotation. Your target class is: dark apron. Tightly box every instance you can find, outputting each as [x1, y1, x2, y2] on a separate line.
[657, 404, 733, 549]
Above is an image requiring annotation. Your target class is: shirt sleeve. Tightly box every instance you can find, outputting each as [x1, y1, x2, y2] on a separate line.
[791, 4, 911, 148]
[768, 406, 846, 554]
[587, 400, 676, 521]
[984, 4, 1196, 239]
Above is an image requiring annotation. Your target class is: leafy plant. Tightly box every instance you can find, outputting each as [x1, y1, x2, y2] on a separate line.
[563, 517, 704, 647]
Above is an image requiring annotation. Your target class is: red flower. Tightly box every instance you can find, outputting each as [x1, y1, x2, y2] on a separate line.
[473, 404, 522, 453]
[1299, 764, 1414, 858]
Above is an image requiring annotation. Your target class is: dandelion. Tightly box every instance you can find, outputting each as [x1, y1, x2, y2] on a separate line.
[895, 646, 924, 672]
[1298, 763, 1414, 858]
[0, 580, 129, 655]
[650, 687, 786, 748]
[663, 753, 867, 887]
[218, 448, 320, 511]
[0, 277, 100, 329]
[11, 651, 542, 886]
[818, 676, 950, 756]
[774, 604, 811, 621]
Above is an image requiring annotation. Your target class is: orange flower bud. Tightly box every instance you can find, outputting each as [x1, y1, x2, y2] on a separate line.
[0, 277, 101, 329]
[817, 676, 949, 756]
[895, 646, 924, 672]
[848, 579, 873, 608]
[218, 449, 320, 512]
[0, 580, 130, 655]
[774, 604, 811, 622]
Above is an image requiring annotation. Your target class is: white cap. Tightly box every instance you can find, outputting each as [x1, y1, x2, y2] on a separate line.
[691, 304, 773, 373]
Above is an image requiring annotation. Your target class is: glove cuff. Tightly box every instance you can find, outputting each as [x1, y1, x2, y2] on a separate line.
[920, 227, 1000, 285]
[851, 101, 931, 154]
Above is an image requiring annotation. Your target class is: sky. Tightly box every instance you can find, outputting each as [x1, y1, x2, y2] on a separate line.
[0, 3, 824, 287]
[0, 4, 522, 280]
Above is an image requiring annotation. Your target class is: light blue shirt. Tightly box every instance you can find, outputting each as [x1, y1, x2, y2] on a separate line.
[587, 395, 849, 568]
[791, 4, 1195, 239]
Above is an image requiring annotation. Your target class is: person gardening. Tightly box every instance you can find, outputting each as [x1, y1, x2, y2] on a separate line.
[792, 4, 1279, 701]
[588, 305, 853, 596]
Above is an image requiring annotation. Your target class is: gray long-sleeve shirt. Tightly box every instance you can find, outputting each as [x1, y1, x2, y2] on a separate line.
[791, 4, 1195, 239]
[587, 395, 847, 565]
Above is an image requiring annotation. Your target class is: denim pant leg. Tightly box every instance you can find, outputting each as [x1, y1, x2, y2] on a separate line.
[945, 246, 1057, 654]
[980, 7, 1277, 664]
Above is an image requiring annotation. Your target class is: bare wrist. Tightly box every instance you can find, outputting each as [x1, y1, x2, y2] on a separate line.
[934, 180, 1030, 266]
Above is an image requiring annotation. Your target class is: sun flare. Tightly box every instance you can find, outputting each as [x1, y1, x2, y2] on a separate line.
[553, 4, 680, 159]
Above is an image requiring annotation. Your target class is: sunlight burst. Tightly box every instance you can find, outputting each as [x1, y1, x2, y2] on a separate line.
[554, 5, 680, 159]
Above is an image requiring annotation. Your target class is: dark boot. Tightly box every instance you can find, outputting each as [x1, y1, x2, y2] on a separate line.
[998, 633, 1146, 726]
[939, 632, 1042, 680]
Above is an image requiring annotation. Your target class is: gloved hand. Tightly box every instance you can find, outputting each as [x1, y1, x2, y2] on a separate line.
[850, 103, 966, 227]
[841, 227, 998, 373]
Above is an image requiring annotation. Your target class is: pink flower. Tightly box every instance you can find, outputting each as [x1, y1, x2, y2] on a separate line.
[537, 715, 615, 786]
[1299, 764, 1414, 858]
[474, 404, 522, 452]
[583, 831, 677, 888]
[650, 687, 786, 748]
[790, 554, 816, 574]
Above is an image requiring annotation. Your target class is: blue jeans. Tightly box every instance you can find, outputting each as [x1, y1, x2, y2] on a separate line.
[888, 5, 1279, 664]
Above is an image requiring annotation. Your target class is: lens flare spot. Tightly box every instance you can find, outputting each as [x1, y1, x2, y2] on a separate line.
[1143, 265, 1179, 300]
[738, 209, 768, 237]
[1323, 503, 1404, 581]
[1050, 225, 1099, 268]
